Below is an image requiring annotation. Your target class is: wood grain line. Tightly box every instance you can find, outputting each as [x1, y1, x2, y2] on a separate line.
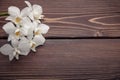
[89, 15, 120, 26]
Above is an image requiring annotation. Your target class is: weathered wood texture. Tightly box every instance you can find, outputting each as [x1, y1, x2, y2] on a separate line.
[0, 0, 120, 80]
[0, 39, 120, 80]
[0, 0, 120, 37]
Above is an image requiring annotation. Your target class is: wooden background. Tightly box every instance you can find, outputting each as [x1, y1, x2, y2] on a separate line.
[0, 0, 120, 80]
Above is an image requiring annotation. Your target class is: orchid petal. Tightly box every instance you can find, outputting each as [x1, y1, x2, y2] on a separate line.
[8, 35, 14, 41]
[25, 1, 32, 8]
[29, 12, 34, 20]
[33, 4, 43, 15]
[22, 17, 31, 23]
[15, 54, 19, 60]
[11, 39, 19, 48]
[21, 7, 31, 17]
[33, 35, 45, 46]
[21, 19, 34, 36]
[33, 21, 38, 28]
[31, 47, 36, 52]
[8, 6, 20, 17]
[0, 44, 13, 55]
[39, 24, 49, 34]
[3, 22, 16, 34]
[5, 16, 14, 21]
[27, 28, 34, 40]
[9, 53, 14, 61]
[18, 38, 30, 55]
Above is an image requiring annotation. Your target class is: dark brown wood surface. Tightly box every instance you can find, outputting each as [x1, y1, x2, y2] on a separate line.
[0, 39, 120, 80]
[0, 0, 120, 37]
[0, 0, 120, 80]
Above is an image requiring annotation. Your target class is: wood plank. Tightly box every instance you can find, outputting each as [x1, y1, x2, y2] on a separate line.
[0, 0, 120, 13]
[0, 13, 120, 38]
[0, 0, 120, 38]
[0, 39, 120, 79]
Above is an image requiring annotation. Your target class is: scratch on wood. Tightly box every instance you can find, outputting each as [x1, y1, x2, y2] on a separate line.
[94, 31, 103, 37]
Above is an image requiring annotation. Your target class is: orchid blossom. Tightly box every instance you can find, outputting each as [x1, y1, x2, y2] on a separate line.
[6, 6, 30, 25]
[0, 1, 49, 61]
[27, 22, 49, 52]
[0, 38, 31, 61]
[25, 1, 44, 23]
[3, 22, 22, 41]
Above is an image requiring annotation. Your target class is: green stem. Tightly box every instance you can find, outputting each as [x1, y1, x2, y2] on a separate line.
[0, 12, 8, 16]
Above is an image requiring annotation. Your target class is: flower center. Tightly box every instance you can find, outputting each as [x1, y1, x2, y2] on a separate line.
[15, 17, 21, 23]
[34, 15, 44, 20]
[13, 48, 21, 56]
[35, 29, 41, 35]
[30, 41, 36, 49]
[15, 29, 21, 36]
[34, 16, 39, 20]
[31, 43, 36, 48]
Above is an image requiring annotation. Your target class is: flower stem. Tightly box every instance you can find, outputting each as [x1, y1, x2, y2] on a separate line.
[0, 12, 8, 16]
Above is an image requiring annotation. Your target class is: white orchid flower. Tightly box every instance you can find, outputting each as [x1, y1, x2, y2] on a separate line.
[20, 17, 34, 37]
[29, 35, 45, 52]
[3, 22, 22, 41]
[25, 1, 44, 23]
[3, 17, 34, 41]
[0, 1, 50, 61]
[0, 38, 31, 61]
[24, 21, 49, 52]
[31, 23, 49, 52]
[34, 23, 50, 35]
[6, 6, 30, 25]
